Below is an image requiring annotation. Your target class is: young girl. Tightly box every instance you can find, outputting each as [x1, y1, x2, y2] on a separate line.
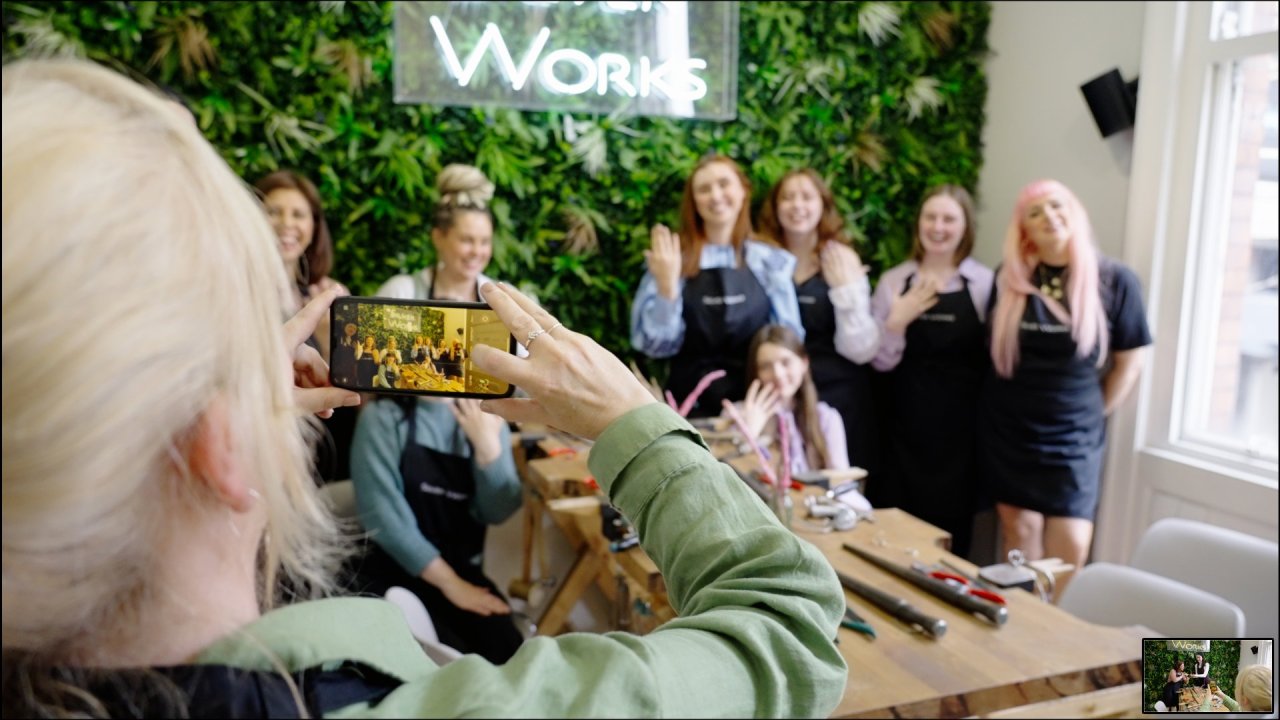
[725, 324, 848, 475]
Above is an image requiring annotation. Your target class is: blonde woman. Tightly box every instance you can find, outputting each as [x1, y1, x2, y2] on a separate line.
[377, 164, 504, 304]
[1205, 664, 1272, 712]
[3, 59, 845, 717]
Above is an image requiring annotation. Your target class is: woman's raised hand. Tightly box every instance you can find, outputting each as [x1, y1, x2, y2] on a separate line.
[644, 224, 682, 300]
[471, 283, 658, 440]
[819, 241, 866, 289]
[884, 276, 940, 334]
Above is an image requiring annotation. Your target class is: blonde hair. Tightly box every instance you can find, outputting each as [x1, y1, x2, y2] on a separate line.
[989, 179, 1108, 378]
[1236, 664, 1272, 711]
[2, 58, 343, 711]
[434, 163, 494, 231]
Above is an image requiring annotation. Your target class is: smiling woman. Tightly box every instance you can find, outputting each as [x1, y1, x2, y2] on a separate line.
[254, 170, 350, 363]
[869, 184, 992, 559]
[630, 155, 805, 417]
[376, 164, 497, 305]
[979, 179, 1153, 589]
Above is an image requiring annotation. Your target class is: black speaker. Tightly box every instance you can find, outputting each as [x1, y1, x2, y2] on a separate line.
[1080, 68, 1138, 138]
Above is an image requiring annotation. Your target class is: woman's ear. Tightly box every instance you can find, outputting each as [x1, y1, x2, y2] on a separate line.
[188, 396, 255, 514]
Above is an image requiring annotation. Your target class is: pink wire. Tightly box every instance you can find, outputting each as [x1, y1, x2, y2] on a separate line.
[775, 411, 793, 489]
[677, 369, 727, 417]
[720, 399, 777, 486]
[664, 390, 679, 411]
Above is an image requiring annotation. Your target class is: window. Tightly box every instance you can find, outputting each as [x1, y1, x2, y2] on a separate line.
[1177, 2, 1279, 467]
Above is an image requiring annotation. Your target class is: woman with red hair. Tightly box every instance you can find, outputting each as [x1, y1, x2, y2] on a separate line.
[978, 180, 1151, 583]
[631, 155, 804, 417]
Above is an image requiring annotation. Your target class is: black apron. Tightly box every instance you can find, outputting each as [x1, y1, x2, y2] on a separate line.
[978, 265, 1106, 519]
[667, 264, 771, 418]
[881, 273, 986, 555]
[356, 351, 378, 388]
[795, 272, 876, 471]
[355, 401, 522, 664]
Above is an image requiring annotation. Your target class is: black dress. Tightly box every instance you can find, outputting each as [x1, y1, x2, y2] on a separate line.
[1163, 674, 1185, 709]
[795, 272, 877, 474]
[978, 259, 1152, 519]
[878, 272, 988, 557]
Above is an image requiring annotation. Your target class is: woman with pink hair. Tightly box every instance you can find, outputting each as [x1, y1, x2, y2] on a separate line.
[978, 180, 1151, 585]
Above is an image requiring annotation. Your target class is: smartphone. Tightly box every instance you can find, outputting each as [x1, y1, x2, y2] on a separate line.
[329, 296, 516, 398]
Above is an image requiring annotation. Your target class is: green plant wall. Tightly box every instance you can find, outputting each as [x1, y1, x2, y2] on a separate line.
[1142, 640, 1242, 710]
[3, 1, 990, 366]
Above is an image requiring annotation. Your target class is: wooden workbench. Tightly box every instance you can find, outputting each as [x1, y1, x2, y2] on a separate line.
[514, 425, 1145, 718]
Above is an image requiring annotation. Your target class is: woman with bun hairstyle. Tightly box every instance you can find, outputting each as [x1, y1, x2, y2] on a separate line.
[352, 165, 525, 662]
[979, 179, 1151, 583]
[758, 168, 878, 472]
[377, 164, 503, 304]
[868, 185, 992, 558]
[631, 155, 804, 417]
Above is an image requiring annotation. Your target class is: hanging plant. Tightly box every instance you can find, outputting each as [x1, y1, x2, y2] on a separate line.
[857, 3, 903, 47]
[905, 76, 944, 122]
[149, 8, 216, 82]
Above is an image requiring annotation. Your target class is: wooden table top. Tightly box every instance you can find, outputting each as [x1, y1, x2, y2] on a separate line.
[519, 426, 1145, 718]
[800, 510, 1144, 718]
[1180, 684, 1228, 712]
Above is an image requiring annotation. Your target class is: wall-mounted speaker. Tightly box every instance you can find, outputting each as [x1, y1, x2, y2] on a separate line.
[1080, 68, 1139, 138]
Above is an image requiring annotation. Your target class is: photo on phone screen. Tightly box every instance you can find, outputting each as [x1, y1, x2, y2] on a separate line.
[330, 296, 516, 398]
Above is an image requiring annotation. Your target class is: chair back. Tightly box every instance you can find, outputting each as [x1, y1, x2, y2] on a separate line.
[1131, 518, 1278, 638]
[318, 479, 358, 520]
[1058, 562, 1246, 637]
[384, 586, 464, 666]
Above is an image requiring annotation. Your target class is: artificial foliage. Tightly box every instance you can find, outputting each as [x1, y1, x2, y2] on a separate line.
[1142, 640, 1243, 710]
[3, 1, 990, 367]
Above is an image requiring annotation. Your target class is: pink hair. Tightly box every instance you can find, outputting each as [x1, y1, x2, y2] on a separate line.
[990, 180, 1109, 378]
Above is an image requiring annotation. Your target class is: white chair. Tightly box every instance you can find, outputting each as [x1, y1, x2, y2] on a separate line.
[385, 586, 464, 666]
[1130, 517, 1279, 639]
[1058, 562, 1246, 637]
[1153, 699, 1168, 712]
[318, 479, 358, 519]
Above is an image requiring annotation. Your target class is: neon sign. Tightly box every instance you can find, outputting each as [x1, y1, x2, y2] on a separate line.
[394, 1, 738, 119]
[1167, 640, 1211, 652]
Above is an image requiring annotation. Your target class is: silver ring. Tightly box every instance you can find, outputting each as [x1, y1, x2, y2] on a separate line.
[526, 322, 564, 349]
[526, 326, 548, 348]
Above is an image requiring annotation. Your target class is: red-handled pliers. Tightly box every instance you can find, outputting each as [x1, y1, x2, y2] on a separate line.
[929, 571, 1007, 605]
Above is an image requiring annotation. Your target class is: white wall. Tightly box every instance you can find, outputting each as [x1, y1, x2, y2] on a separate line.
[975, 1, 1146, 266]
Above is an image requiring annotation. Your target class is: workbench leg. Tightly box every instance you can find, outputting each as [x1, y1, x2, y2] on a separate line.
[537, 549, 603, 637]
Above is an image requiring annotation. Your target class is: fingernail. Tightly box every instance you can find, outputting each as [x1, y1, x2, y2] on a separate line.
[344, 394, 362, 406]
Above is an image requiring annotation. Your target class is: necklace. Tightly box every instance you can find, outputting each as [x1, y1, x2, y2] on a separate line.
[1037, 265, 1065, 301]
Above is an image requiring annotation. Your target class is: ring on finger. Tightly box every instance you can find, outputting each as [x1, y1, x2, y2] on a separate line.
[526, 325, 549, 348]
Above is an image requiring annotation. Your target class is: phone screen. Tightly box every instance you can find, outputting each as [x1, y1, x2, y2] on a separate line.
[329, 296, 516, 398]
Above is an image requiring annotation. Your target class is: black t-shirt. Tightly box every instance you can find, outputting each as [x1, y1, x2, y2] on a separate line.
[987, 257, 1153, 361]
[1098, 258, 1153, 351]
